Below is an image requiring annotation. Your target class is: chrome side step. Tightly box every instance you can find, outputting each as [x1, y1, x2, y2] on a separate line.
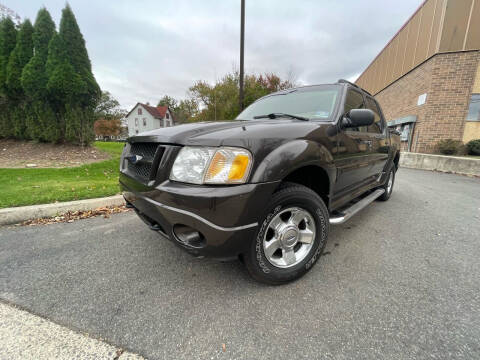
[329, 189, 385, 225]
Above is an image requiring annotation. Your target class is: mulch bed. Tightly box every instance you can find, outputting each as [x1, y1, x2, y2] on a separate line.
[0, 139, 110, 168]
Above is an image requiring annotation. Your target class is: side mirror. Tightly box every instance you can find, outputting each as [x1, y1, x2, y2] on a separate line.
[341, 109, 375, 129]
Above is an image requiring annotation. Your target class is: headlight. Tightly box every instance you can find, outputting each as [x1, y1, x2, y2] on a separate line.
[170, 146, 253, 184]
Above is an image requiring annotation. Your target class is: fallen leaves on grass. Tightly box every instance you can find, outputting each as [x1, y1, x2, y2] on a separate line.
[20, 205, 131, 226]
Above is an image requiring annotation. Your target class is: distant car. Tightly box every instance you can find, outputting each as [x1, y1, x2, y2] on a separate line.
[120, 80, 400, 284]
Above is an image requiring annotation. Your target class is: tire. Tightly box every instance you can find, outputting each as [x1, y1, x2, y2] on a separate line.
[244, 182, 329, 285]
[377, 167, 395, 201]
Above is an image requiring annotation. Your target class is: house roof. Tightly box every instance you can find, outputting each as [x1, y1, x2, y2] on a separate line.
[143, 104, 168, 119]
[126, 103, 170, 120]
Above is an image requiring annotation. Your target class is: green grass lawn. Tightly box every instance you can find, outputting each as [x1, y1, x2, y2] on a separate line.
[0, 141, 125, 209]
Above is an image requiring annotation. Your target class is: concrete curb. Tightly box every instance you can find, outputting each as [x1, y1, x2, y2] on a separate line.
[400, 152, 480, 176]
[0, 195, 125, 226]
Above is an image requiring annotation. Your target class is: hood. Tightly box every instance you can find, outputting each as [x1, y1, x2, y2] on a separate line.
[129, 119, 333, 148]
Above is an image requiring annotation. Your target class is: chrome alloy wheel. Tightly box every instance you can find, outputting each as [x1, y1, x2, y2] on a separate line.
[387, 171, 393, 194]
[262, 207, 316, 268]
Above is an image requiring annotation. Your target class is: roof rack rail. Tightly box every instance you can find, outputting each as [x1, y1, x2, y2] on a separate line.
[337, 79, 372, 96]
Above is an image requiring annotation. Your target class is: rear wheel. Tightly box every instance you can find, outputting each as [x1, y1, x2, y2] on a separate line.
[244, 182, 329, 285]
[377, 167, 395, 201]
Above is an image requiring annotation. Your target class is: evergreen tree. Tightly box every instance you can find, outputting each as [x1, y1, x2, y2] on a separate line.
[6, 20, 33, 96]
[46, 33, 87, 142]
[58, 5, 100, 107]
[0, 17, 17, 94]
[6, 20, 34, 138]
[49, 4, 100, 144]
[21, 8, 56, 141]
[0, 17, 17, 138]
[21, 8, 55, 99]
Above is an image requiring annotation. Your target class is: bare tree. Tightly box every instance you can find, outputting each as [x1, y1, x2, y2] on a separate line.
[285, 66, 299, 88]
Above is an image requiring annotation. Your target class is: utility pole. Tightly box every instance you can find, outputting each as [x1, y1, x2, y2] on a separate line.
[239, 0, 245, 111]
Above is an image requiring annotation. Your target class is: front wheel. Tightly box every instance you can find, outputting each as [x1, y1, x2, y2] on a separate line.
[244, 182, 329, 285]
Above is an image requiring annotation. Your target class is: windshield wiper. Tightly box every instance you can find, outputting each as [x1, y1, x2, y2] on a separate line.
[253, 113, 309, 121]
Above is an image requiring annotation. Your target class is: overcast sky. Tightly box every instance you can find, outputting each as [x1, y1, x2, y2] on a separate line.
[7, 0, 421, 110]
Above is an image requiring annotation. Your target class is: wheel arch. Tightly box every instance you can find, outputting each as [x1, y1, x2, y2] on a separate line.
[279, 165, 331, 207]
[250, 140, 335, 209]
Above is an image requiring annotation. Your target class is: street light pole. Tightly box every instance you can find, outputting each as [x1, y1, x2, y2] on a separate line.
[239, 0, 245, 111]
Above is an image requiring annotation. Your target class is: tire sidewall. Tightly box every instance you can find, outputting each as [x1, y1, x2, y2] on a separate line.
[249, 187, 328, 283]
[384, 168, 395, 198]
[377, 167, 395, 201]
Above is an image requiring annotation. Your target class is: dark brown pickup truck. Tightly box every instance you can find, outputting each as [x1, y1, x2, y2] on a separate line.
[120, 80, 400, 284]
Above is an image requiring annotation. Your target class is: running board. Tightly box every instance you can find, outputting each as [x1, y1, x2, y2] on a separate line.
[329, 189, 385, 225]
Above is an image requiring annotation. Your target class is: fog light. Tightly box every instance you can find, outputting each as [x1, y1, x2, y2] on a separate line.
[173, 224, 206, 248]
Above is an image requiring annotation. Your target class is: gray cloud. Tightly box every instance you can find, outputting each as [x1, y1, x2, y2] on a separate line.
[6, 0, 421, 110]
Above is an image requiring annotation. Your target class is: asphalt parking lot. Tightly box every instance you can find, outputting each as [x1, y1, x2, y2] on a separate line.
[1, 168, 479, 360]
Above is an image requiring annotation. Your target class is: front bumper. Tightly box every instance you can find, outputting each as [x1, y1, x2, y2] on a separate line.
[120, 173, 280, 260]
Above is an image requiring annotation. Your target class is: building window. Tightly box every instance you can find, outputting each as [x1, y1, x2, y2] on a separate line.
[138, 108, 142, 115]
[466, 94, 480, 121]
[166, 113, 169, 119]
[143, 118, 146, 126]
[135, 130, 139, 134]
[135, 118, 138, 126]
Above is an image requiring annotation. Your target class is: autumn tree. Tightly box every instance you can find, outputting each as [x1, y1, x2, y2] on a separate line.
[175, 99, 199, 123]
[189, 71, 296, 122]
[94, 118, 121, 138]
[157, 95, 178, 109]
[95, 91, 126, 120]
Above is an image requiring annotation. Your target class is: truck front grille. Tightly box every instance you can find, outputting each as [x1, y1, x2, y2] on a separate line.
[126, 143, 165, 182]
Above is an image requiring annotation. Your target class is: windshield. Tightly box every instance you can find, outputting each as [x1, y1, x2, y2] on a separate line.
[236, 85, 340, 121]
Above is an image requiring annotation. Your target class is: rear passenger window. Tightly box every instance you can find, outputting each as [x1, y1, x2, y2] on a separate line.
[366, 97, 382, 134]
[344, 89, 367, 132]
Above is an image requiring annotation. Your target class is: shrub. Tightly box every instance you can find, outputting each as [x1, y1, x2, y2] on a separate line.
[466, 139, 480, 155]
[435, 139, 464, 155]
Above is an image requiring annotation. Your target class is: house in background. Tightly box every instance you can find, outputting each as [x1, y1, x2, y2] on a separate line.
[125, 103, 175, 137]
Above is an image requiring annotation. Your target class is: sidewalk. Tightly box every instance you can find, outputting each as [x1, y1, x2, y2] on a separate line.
[0, 301, 144, 360]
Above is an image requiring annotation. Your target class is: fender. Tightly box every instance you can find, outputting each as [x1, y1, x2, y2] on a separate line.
[251, 139, 336, 185]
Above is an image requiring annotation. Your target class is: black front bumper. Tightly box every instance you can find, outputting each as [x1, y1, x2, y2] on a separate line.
[120, 173, 280, 260]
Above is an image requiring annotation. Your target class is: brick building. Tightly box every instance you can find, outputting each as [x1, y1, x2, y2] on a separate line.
[356, 0, 480, 153]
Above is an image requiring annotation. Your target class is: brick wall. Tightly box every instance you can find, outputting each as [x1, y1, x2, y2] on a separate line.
[375, 50, 480, 153]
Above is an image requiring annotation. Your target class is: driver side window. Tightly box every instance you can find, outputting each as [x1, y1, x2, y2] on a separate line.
[344, 89, 367, 132]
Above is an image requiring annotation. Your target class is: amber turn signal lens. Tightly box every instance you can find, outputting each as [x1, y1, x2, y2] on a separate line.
[203, 147, 252, 184]
[228, 154, 250, 181]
